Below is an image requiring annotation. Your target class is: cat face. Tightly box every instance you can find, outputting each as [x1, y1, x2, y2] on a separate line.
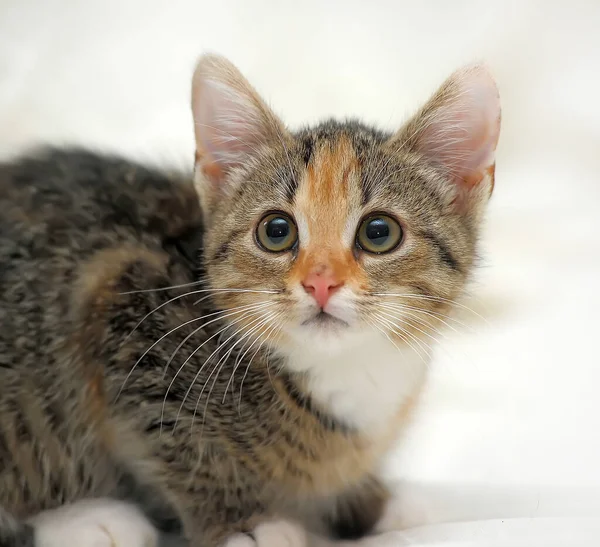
[191, 55, 500, 360]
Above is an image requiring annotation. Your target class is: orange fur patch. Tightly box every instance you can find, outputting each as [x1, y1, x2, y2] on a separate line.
[289, 138, 367, 290]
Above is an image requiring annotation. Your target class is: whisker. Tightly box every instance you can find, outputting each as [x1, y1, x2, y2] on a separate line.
[238, 314, 283, 413]
[125, 288, 281, 341]
[117, 313, 210, 402]
[397, 312, 451, 341]
[117, 301, 274, 403]
[239, 320, 284, 409]
[119, 278, 207, 295]
[372, 313, 432, 362]
[161, 300, 275, 380]
[370, 292, 488, 324]
[377, 309, 465, 370]
[378, 301, 470, 333]
[367, 315, 430, 371]
[159, 303, 275, 435]
[382, 313, 435, 356]
[208, 311, 275, 407]
[378, 309, 445, 347]
[172, 307, 273, 432]
[193, 293, 216, 306]
[196, 311, 278, 431]
[369, 314, 429, 365]
[116, 301, 270, 402]
[191, 288, 280, 306]
[223, 311, 283, 403]
[124, 289, 207, 341]
[365, 316, 404, 354]
[183, 310, 274, 432]
[222, 326, 263, 403]
[378, 305, 449, 337]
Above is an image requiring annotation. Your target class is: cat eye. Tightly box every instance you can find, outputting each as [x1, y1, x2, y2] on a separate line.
[256, 212, 298, 253]
[356, 214, 403, 254]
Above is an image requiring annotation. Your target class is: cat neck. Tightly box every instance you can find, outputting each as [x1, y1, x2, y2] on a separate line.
[283, 330, 426, 434]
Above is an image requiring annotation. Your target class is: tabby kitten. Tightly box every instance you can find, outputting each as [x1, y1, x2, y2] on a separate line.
[0, 54, 500, 547]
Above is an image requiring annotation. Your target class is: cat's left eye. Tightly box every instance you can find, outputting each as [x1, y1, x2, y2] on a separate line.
[356, 214, 403, 254]
[256, 212, 298, 253]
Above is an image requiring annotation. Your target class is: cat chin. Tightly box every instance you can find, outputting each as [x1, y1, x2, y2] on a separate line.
[280, 321, 372, 360]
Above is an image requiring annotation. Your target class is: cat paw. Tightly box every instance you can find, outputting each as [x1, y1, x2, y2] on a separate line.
[30, 498, 159, 547]
[224, 520, 307, 547]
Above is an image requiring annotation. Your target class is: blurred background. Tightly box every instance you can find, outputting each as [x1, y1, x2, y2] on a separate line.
[1, 0, 599, 542]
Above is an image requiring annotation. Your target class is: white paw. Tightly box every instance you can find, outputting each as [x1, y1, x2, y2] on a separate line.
[224, 520, 307, 547]
[30, 498, 158, 547]
[222, 534, 256, 547]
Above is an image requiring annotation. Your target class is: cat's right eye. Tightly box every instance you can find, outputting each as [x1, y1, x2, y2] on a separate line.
[356, 214, 403, 254]
[256, 212, 298, 253]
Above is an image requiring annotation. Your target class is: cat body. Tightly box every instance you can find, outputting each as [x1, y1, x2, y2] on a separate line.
[0, 55, 500, 546]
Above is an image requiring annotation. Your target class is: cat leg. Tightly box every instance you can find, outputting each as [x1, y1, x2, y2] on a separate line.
[29, 498, 176, 547]
[223, 520, 307, 547]
[0, 506, 35, 547]
[319, 476, 390, 541]
[211, 476, 387, 547]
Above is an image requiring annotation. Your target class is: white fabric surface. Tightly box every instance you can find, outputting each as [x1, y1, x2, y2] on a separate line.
[1, 0, 599, 544]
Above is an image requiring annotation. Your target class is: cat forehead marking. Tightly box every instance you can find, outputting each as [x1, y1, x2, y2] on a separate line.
[289, 136, 368, 289]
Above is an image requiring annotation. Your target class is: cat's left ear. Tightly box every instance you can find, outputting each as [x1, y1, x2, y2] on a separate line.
[191, 54, 289, 208]
[389, 64, 501, 215]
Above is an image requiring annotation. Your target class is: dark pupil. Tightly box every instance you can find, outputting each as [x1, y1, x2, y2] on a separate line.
[266, 218, 290, 244]
[366, 218, 390, 246]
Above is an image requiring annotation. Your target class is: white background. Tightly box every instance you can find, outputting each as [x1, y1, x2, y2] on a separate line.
[1, 0, 599, 544]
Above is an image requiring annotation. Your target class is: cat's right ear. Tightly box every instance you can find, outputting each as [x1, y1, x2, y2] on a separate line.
[388, 64, 501, 218]
[191, 54, 288, 210]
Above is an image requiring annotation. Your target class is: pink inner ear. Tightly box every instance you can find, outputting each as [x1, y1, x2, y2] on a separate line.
[193, 79, 260, 176]
[417, 66, 501, 189]
[191, 55, 284, 189]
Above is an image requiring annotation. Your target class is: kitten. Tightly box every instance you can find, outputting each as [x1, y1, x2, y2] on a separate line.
[0, 54, 500, 547]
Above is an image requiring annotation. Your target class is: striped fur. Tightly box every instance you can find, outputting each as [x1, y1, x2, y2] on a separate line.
[0, 55, 500, 546]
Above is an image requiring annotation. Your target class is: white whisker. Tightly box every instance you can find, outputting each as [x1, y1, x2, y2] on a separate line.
[119, 278, 207, 295]
[223, 311, 283, 403]
[125, 287, 281, 341]
[196, 310, 279, 431]
[379, 301, 470, 333]
[239, 319, 284, 409]
[161, 300, 274, 380]
[173, 307, 275, 432]
[378, 309, 445, 347]
[370, 292, 488, 324]
[377, 308, 465, 370]
[375, 312, 433, 357]
[159, 302, 275, 435]
[116, 301, 271, 402]
[191, 288, 280, 306]
[369, 314, 429, 364]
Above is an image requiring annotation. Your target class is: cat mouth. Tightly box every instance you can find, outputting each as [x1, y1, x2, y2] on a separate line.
[302, 311, 349, 328]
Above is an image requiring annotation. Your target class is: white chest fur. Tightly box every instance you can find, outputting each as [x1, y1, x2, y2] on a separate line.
[285, 329, 426, 433]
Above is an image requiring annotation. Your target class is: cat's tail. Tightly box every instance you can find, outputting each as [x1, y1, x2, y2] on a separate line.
[0, 506, 35, 547]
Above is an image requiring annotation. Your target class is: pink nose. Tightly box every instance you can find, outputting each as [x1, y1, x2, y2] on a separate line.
[302, 271, 343, 308]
